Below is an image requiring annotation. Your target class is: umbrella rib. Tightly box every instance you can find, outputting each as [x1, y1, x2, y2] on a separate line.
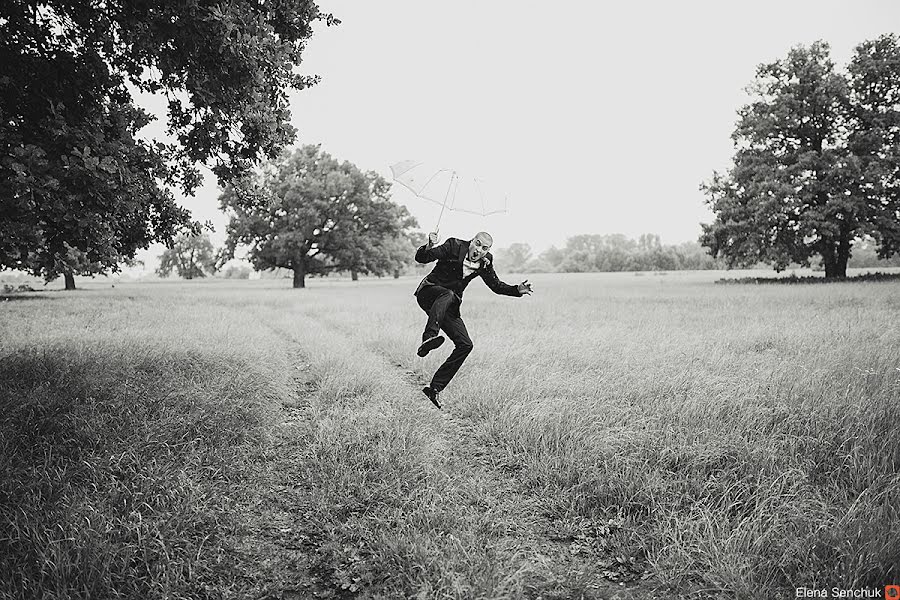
[397, 191, 505, 215]
[474, 177, 486, 216]
[392, 178, 430, 200]
[391, 162, 508, 218]
[436, 171, 455, 232]
[418, 168, 450, 196]
[444, 206, 507, 216]
[391, 181, 457, 211]
[391, 163, 450, 195]
[451, 171, 460, 210]
[390, 161, 424, 178]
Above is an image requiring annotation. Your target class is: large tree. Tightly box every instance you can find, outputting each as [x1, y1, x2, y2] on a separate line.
[0, 0, 335, 288]
[329, 196, 418, 281]
[700, 36, 900, 279]
[220, 145, 416, 288]
[376, 230, 426, 279]
[157, 233, 216, 280]
[846, 35, 900, 262]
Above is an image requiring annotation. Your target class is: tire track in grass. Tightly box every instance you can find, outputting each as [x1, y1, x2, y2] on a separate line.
[284, 309, 661, 599]
[210, 315, 345, 600]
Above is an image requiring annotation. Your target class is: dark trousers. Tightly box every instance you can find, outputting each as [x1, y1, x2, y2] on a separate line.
[416, 285, 474, 392]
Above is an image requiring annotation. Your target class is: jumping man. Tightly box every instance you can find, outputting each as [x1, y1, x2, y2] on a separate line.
[414, 231, 533, 409]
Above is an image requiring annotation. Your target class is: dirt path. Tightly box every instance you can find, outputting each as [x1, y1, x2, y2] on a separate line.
[293, 312, 661, 599]
[218, 310, 661, 599]
[215, 350, 340, 599]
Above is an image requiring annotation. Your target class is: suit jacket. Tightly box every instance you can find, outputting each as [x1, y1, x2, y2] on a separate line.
[414, 237, 521, 299]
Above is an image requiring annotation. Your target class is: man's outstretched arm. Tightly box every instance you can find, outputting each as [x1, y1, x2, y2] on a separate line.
[415, 233, 454, 263]
[480, 259, 533, 297]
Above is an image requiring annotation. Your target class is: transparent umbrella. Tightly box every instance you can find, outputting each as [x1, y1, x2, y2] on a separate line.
[389, 160, 508, 233]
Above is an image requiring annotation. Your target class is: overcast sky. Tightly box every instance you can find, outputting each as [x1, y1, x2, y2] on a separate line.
[138, 0, 900, 266]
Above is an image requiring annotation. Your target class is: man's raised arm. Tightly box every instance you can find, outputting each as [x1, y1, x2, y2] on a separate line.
[415, 233, 454, 264]
[480, 259, 524, 296]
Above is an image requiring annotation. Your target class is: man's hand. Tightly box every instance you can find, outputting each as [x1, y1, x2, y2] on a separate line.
[518, 280, 533, 295]
[427, 232, 439, 247]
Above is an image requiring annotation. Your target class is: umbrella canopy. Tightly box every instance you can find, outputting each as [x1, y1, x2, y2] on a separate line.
[390, 160, 508, 231]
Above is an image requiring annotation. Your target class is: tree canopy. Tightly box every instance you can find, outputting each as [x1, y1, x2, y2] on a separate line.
[157, 233, 216, 280]
[700, 35, 900, 278]
[493, 243, 532, 273]
[1, 0, 334, 287]
[220, 145, 417, 288]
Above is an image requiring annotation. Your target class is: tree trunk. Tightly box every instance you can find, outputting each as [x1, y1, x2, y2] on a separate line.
[64, 271, 76, 290]
[831, 251, 849, 279]
[292, 263, 306, 288]
[836, 225, 851, 279]
[821, 229, 851, 279]
[350, 269, 358, 281]
[821, 246, 848, 279]
[393, 268, 400, 279]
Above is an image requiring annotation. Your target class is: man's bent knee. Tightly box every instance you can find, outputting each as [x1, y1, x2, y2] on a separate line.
[457, 339, 474, 354]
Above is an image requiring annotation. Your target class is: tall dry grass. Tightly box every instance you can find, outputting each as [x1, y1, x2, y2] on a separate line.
[0, 287, 294, 598]
[2, 271, 898, 599]
[268, 272, 900, 596]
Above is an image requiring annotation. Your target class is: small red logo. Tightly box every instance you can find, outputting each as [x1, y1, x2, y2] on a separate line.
[886, 585, 900, 600]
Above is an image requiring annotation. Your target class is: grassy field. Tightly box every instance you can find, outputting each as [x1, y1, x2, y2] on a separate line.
[1, 271, 899, 599]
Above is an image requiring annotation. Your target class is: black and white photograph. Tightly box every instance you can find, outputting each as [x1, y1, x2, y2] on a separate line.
[2, 1, 900, 598]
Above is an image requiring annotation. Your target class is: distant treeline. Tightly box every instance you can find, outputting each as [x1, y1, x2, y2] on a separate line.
[149, 232, 900, 283]
[490, 234, 900, 274]
[491, 234, 725, 273]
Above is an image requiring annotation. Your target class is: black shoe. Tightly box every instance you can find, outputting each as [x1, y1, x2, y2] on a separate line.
[422, 386, 441, 409]
[417, 335, 445, 357]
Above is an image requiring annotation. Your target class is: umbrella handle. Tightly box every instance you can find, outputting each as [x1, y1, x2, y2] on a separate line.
[434, 204, 445, 236]
[434, 170, 455, 235]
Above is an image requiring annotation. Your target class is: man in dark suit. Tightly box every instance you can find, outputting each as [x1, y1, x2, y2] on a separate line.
[414, 231, 533, 409]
